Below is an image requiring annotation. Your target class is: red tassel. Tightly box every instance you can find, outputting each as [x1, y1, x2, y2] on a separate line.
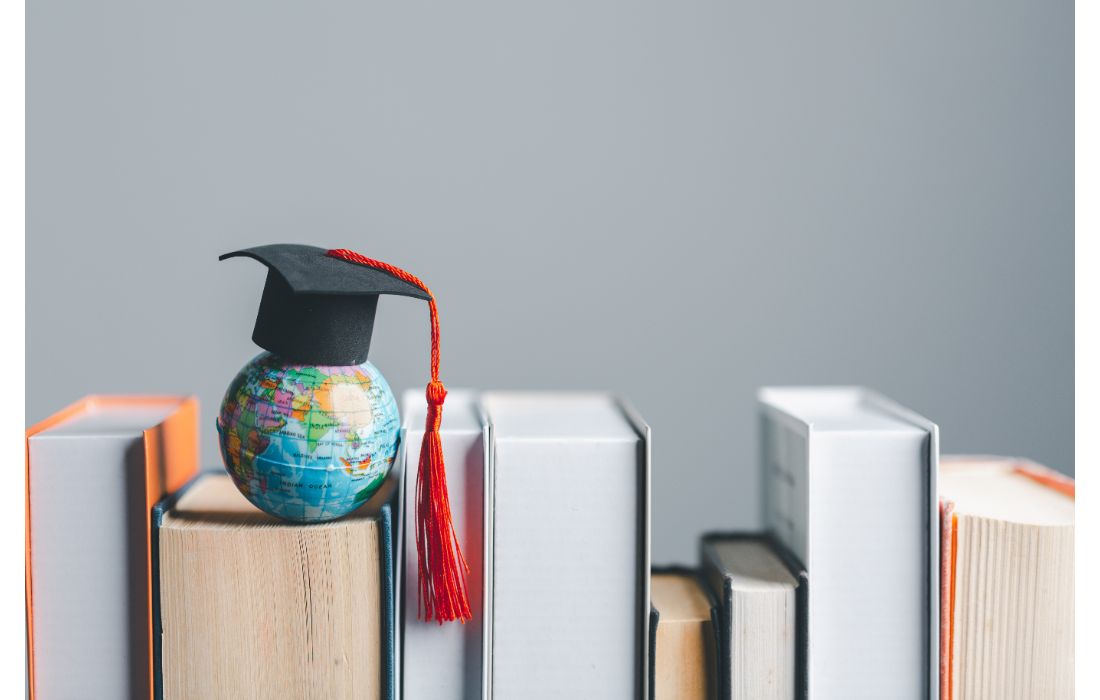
[326, 248, 471, 624]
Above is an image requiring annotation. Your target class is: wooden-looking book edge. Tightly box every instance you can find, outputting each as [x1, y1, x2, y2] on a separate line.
[649, 566, 720, 700]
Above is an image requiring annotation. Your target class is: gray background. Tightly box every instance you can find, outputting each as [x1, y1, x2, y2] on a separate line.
[28, 0, 1072, 562]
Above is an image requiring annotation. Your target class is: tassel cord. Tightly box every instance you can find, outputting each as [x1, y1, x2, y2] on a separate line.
[326, 248, 471, 623]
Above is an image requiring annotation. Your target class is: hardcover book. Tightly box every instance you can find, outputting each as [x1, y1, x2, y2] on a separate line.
[649, 567, 719, 700]
[25, 396, 199, 700]
[758, 387, 938, 699]
[153, 473, 396, 700]
[699, 533, 806, 700]
[481, 392, 651, 699]
[397, 390, 489, 700]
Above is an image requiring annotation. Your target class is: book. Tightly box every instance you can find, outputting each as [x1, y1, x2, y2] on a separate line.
[758, 387, 938, 698]
[397, 389, 489, 700]
[649, 567, 718, 700]
[699, 534, 806, 700]
[481, 392, 651, 699]
[154, 473, 396, 700]
[25, 395, 199, 700]
[939, 456, 1074, 700]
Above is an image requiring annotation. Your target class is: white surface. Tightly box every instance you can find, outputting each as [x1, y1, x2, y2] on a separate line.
[483, 392, 646, 700]
[28, 407, 171, 700]
[759, 386, 937, 699]
[33, 403, 178, 437]
[399, 390, 487, 700]
[482, 392, 638, 440]
[760, 386, 925, 433]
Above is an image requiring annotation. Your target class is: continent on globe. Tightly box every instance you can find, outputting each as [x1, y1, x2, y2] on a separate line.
[217, 352, 400, 522]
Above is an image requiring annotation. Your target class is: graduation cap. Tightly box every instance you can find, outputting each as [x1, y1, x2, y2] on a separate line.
[221, 243, 471, 623]
[219, 243, 432, 366]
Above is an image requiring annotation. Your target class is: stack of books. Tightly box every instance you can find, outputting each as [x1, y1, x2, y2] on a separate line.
[25, 387, 1074, 699]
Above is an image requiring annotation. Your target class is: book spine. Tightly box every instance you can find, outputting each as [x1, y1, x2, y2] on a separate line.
[647, 606, 658, 700]
[381, 501, 395, 700]
[150, 475, 202, 700]
[400, 394, 488, 700]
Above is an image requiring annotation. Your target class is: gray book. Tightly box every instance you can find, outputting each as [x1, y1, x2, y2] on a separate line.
[481, 392, 651, 699]
[758, 387, 938, 699]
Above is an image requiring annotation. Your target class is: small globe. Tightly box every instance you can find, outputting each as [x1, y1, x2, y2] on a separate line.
[216, 352, 400, 522]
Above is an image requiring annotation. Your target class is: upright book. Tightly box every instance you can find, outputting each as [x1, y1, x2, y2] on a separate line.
[25, 395, 199, 700]
[154, 473, 396, 700]
[649, 567, 719, 700]
[758, 387, 938, 699]
[699, 533, 806, 700]
[481, 392, 650, 699]
[939, 456, 1074, 700]
[398, 390, 489, 700]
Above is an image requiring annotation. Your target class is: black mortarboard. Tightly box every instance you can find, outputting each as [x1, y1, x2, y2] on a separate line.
[220, 243, 432, 366]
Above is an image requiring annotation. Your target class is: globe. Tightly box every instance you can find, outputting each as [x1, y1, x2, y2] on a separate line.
[216, 351, 400, 522]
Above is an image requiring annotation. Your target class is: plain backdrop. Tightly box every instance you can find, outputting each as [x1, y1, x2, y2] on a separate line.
[27, 0, 1072, 562]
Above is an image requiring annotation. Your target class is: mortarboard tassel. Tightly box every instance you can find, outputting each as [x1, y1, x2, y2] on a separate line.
[326, 248, 472, 624]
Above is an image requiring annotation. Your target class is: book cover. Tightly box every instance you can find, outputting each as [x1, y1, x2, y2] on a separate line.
[397, 390, 489, 700]
[25, 395, 199, 700]
[481, 392, 651, 699]
[758, 386, 938, 699]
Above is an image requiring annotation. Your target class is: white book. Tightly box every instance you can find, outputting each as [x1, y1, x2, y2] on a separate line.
[482, 392, 650, 700]
[26, 396, 199, 700]
[398, 390, 489, 700]
[758, 387, 938, 699]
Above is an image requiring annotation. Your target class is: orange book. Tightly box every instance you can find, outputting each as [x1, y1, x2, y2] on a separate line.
[939, 456, 1074, 700]
[26, 396, 199, 700]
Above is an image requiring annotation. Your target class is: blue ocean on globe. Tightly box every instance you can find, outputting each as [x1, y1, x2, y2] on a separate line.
[216, 352, 400, 522]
